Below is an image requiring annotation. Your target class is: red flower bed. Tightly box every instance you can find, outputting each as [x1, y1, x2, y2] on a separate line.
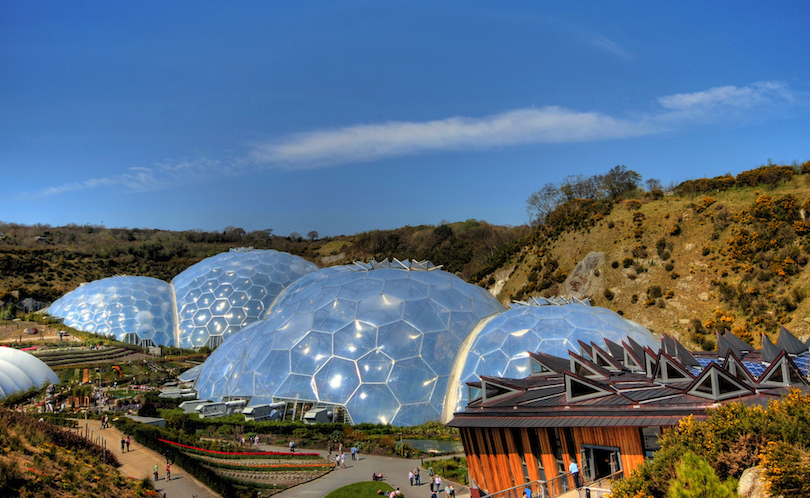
[159, 439, 319, 457]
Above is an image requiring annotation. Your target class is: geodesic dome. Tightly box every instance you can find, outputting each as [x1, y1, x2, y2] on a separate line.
[0, 347, 59, 399]
[442, 296, 659, 420]
[193, 259, 507, 426]
[47, 276, 175, 347]
[173, 248, 319, 349]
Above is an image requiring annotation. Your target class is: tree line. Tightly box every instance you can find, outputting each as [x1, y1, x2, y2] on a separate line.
[525, 165, 657, 225]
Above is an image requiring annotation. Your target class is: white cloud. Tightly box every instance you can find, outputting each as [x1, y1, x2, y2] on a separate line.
[250, 107, 654, 168]
[588, 34, 633, 60]
[657, 81, 793, 113]
[32, 81, 800, 196]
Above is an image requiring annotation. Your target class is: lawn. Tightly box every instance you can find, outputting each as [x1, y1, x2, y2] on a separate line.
[325, 481, 395, 497]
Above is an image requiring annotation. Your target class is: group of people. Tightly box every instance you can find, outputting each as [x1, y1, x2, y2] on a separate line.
[99, 414, 109, 429]
[119, 436, 131, 452]
[407, 468, 421, 485]
[428, 483, 456, 498]
[377, 487, 401, 497]
[153, 462, 172, 481]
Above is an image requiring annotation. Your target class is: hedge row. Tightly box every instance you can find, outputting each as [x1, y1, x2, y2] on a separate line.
[112, 417, 238, 497]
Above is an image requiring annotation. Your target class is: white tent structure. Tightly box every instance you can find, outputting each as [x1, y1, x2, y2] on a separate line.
[0, 347, 59, 399]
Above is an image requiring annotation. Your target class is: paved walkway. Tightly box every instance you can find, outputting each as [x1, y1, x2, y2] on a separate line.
[78, 417, 470, 497]
[79, 419, 219, 497]
[258, 445, 471, 497]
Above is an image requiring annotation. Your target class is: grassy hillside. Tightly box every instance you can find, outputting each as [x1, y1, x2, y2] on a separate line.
[478, 166, 810, 348]
[0, 408, 151, 497]
[0, 220, 527, 304]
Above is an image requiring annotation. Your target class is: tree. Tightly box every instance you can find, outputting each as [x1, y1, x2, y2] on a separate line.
[668, 452, 737, 498]
[600, 165, 642, 200]
[526, 183, 563, 225]
[307, 230, 319, 241]
[646, 178, 663, 192]
[560, 174, 601, 201]
[288, 232, 302, 242]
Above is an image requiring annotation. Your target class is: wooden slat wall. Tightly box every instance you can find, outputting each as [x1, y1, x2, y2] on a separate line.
[462, 426, 648, 496]
[519, 428, 543, 482]
[503, 429, 525, 487]
[460, 429, 486, 491]
[572, 426, 646, 474]
[536, 428, 560, 481]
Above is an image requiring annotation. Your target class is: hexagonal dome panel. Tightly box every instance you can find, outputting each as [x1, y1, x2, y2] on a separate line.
[193, 259, 506, 425]
[444, 297, 659, 420]
[46, 276, 175, 347]
[172, 248, 319, 349]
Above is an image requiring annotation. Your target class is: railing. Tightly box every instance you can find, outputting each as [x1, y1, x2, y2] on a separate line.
[481, 469, 624, 498]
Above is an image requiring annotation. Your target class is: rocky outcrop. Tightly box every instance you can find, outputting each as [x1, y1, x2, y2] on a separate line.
[564, 251, 603, 299]
[738, 466, 769, 498]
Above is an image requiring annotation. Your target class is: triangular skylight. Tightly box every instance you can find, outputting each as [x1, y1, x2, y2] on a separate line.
[528, 352, 568, 376]
[481, 378, 521, 402]
[722, 350, 757, 384]
[757, 351, 808, 388]
[588, 342, 624, 372]
[564, 373, 614, 403]
[569, 352, 610, 379]
[653, 352, 695, 383]
[687, 363, 753, 401]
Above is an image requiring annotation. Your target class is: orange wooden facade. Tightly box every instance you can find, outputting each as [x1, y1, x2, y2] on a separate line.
[460, 425, 648, 495]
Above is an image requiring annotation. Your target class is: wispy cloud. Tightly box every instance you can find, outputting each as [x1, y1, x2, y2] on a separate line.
[33, 81, 801, 197]
[250, 107, 653, 168]
[657, 81, 794, 119]
[587, 33, 633, 60]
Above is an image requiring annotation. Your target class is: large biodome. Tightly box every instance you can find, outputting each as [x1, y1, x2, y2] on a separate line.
[193, 260, 507, 426]
[46, 248, 318, 348]
[46, 276, 175, 346]
[0, 347, 59, 400]
[442, 296, 659, 421]
[172, 248, 320, 349]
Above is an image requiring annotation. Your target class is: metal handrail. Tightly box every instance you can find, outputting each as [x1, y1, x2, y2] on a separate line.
[480, 469, 624, 498]
[483, 471, 574, 498]
[587, 469, 624, 488]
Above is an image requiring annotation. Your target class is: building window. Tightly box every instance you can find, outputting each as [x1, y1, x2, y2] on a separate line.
[640, 427, 661, 458]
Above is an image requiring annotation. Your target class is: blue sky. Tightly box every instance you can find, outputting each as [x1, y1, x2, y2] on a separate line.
[2, 1, 809, 237]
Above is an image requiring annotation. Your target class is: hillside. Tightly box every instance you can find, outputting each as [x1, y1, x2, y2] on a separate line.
[5, 164, 810, 351]
[0, 220, 527, 304]
[477, 165, 810, 349]
[0, 408, 150, 497]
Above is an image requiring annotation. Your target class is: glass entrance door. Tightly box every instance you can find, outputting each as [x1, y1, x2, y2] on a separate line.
[581, 445, 622, 481]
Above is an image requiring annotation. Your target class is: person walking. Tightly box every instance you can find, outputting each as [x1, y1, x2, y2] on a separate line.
[120, 437, 125, 452]
[166, 462, 171, 481]
[409, 470, 414, 486]
[153, 463, 159, 481]
[415, 467, 421, 485]
[569, 459, 580, 488]
[125, 436, 131, 452]
[341, 452, 346, 468]
[351, 445, 356, 460]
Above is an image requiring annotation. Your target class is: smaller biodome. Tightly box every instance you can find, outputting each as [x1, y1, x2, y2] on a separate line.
[47, 276, 175, 347]
[173, 248, 320, 349]
[193, 259, 507, 426]
[0, 347, 59, 400]
[443, 296, 659, 421]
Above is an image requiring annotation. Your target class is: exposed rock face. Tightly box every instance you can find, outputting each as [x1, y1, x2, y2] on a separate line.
[565, 251, 604, 299]
[738, 466, 769, 498]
